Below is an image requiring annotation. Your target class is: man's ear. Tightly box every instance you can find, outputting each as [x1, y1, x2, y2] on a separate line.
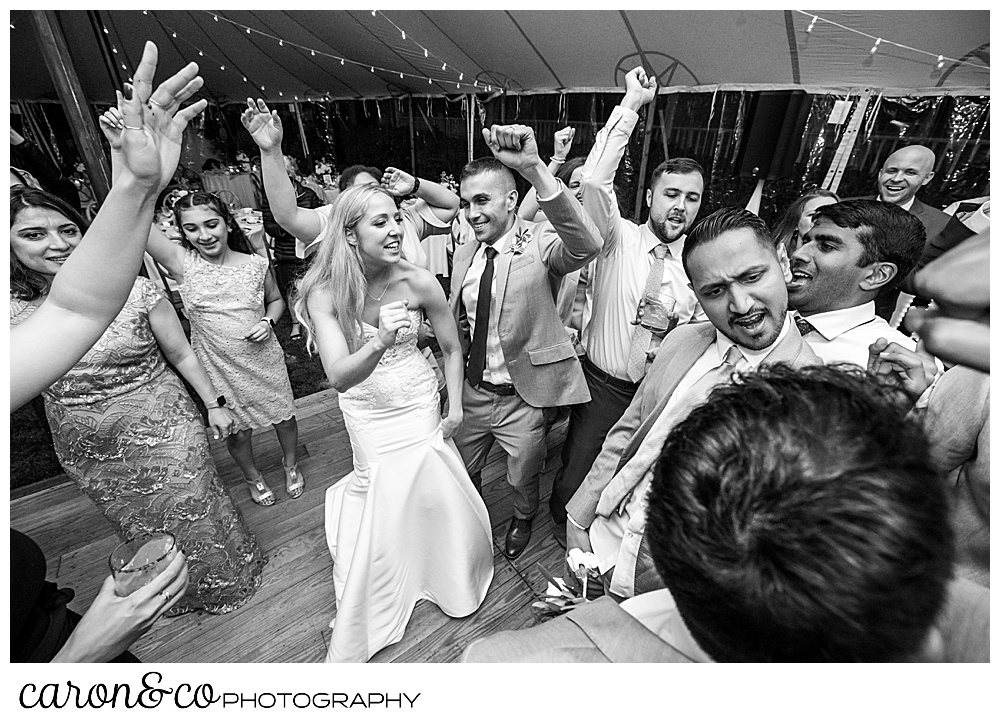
[645, 188, 652, 209]
[776, 244, 793, 283]
[921, 170, 935, 188]
[507, 190, 518, 212]
[860, 261, 898, 292]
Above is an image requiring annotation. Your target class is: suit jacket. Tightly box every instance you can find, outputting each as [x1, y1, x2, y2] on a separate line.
[567, 320, 822, 528]
[924, 366, 990, 588]
[461, 596, 695, 663]
[461, 578, 989, 662]
[450, 187, 602, 408]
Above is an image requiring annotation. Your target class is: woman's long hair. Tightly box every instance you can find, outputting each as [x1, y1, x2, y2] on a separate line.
[10, 186, 89, 301]
[772, 188, 840, 256]
[172, 191, 256, 256]
[555, 157, 586, 187]
[294, 184, 396, 354]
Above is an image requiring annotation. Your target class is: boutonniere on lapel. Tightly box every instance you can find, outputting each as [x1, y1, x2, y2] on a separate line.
[505, 227, 532, 255]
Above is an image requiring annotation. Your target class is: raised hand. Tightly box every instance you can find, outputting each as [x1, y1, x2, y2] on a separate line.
[374, 300, 412, 351]
[381, 167, 417, 197]
[241, 98, 284, 152]
[552, 126, 575, 161]
[623, 66, 657, 110]
[867, 338, 939, 402]
[482, 124, 543, 175]
[116, 41, 208, 193]
[99, 106, 125, 151]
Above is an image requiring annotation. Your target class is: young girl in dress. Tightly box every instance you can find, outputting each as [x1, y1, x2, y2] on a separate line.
[295, 184, 493, 663]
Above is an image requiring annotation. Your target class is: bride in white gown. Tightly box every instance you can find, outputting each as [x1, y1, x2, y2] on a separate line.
[294, 184, 493, 663]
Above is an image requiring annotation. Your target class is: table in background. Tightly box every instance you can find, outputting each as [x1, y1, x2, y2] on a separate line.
[201, 172, 259, 209]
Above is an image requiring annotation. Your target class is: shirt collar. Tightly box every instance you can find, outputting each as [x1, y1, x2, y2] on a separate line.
[715, 313, 792, 368]
[642, 226, 686, 257]
[800, 301, 876, 341]
[480, 224, 517, 257]
[880, 194, 916, 212]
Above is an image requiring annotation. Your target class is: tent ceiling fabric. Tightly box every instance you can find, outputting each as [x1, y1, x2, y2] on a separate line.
[10, 10, 990, 103]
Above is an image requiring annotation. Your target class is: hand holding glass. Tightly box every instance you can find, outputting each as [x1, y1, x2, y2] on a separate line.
[632, 293, 677, 334]
[109, 532, 177, 597]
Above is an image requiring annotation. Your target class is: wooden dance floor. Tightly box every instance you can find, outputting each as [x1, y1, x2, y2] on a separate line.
[10, 388, 570, 663]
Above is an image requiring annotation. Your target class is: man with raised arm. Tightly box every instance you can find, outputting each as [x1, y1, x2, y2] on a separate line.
[549, 67, 707, 547]
[451, 124, 602, 559]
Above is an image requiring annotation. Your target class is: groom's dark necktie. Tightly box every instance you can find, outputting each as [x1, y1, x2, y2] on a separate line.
[466, 245, 498, 386]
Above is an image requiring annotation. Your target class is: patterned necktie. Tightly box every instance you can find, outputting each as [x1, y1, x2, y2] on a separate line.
[793, 312, 816, 337]
[466, 245, 498, 386]
[597, 345, 747, 518]
[625, 244, 671, 382]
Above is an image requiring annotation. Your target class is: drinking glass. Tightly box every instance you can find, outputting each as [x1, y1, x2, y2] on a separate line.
[636, 292, 676, 333]
[109, 532, 177, 597]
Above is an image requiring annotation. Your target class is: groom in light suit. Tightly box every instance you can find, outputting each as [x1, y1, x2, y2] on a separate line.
[566, 207, 822, 597]
[451, 125, 603, 559]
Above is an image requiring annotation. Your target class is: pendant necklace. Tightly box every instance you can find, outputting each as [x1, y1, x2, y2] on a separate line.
[366, 274, 392, 301]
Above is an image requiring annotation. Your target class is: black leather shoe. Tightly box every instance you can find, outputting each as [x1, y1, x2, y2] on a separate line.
[504, 517, 532, 559]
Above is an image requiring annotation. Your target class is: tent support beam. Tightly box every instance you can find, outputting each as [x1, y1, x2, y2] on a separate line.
[634, 98, 657, 220]
[823, 89, 873, 194]
[408, 95, 416, 174]
[294, 101, 310, 160]
[658, 94, 678, 162]
[31, 10, 110, 202]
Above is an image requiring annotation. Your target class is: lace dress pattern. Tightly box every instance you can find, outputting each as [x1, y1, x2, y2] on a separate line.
[178, 249, 295, 432]
[10, 279, 266, 614]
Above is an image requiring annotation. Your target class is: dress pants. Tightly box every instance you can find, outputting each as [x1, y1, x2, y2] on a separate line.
[548, 357, 639, 524]
[455, 381, 546, 521]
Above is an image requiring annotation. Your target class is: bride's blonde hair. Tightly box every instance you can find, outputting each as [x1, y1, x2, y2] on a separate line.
[294, 184, 398, 354]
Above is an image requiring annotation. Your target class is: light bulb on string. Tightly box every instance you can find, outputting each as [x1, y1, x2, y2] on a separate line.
[424, 48, 428, 58]
[937, 55, 945, 69]
[372, 10, 376, 16]
[311, 50, 316, 56]
[121, 63, 127, 70]
[401, 31, 405, 40]
[243, 76, 247, 82]
[103, 27, 109, 34]
[220, 65, 225, 70]
[428, 78, 432, 84]
[459, 73, 463, 81]
[340, 58, 345, 65]
[442, 63, 447, 71]
[400, 73, 404, 79]
[213, 15, 218, 21]
[806, 16, 817, 34]
[112, 47, 118, 54]
[870, 38, 882, 55]
[371, 66, 375, 73]
[246, 28, 250, 34]
[172, 32, 177, 38]
[279, 40, 283, 46]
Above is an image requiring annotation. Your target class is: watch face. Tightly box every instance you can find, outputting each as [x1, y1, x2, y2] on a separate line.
[216, 395, 227, 408]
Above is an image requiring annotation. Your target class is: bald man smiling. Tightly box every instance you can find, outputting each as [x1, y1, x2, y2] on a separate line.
[861, 145, 974, 320]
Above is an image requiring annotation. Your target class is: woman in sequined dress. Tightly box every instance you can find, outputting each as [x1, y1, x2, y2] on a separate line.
[102, 110, 302, 508]
[294, 184, 493, 663]
[10, 187, 266, 615]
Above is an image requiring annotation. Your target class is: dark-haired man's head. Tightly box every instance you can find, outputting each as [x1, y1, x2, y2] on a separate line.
[339, 164, 384, 192]
[459, 157, 518, 245]
[682, 207, 787, 350]
[646, 364, 953, 662]
[787, 199, 926, 316]
[646, 157, 705, 244]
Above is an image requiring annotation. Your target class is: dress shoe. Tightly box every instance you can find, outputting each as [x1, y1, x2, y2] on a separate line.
[504, 517, 533, 559]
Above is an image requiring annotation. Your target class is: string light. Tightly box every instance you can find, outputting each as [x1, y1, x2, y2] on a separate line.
[103, 27, 109, 34]
[401, 30, 405, 39]
[112, 47, 118, 54]
[279, 39, 283, 46]
[220, 65, 225, 70]
[442, 63, 447, 71]
[792, 10, 988, 72]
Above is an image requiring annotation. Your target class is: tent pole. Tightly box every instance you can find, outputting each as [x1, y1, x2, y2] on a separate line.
[823, 89, 873, 194]
[658, 94, 677, 162]
[294, 101, 310, 160]
[634, 96, 657, 221]
[408, 95, 416, 173]
[30, 10, 110, 202]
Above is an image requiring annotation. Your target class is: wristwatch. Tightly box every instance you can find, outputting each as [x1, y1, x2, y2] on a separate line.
[206, 395, 227, 409]
[406, 176, 421, 198]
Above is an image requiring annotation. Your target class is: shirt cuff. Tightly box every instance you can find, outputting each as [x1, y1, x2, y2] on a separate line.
[566, 513, 588, 531]
[535, 178, 565, 204]
[913, 368, 944, 410]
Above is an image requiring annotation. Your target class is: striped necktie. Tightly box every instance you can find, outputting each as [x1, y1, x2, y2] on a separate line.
[625, 243, 670, 382]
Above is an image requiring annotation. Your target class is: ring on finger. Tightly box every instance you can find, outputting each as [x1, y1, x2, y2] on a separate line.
[158, 590, 171, 601]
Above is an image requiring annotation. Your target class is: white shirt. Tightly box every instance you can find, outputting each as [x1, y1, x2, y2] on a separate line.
[800, 301, 915, 367]
[590, 316, 792, 596]
[580, 105, 705, 380]
[461, 226, 516, 385]
[621, 588, 712, 662]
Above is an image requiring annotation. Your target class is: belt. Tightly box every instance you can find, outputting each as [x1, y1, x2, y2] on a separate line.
[582, 356, 641, 392]
[475, 380, 517, 396]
